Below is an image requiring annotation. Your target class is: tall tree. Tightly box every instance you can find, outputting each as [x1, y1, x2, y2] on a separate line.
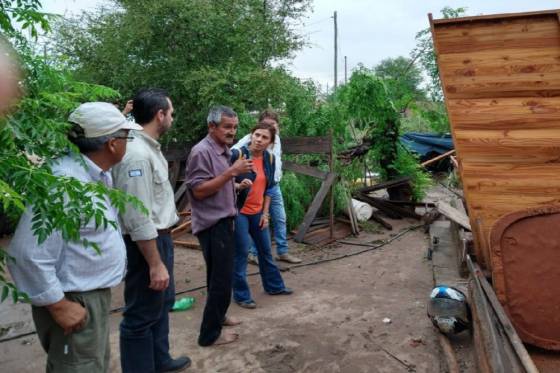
[411, 6, 467, 102]
[52, 0, 312, 141]
[373, 56, 426, 109]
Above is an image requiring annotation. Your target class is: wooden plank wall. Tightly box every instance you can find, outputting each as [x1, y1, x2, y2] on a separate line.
[431, 10, 560, 270]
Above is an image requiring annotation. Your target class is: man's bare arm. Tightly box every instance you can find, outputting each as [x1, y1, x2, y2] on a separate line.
[136, 239, 169, 291]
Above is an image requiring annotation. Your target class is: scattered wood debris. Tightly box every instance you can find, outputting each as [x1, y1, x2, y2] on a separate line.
[351, 176, 429, 230]
[467, 256, 538, 373]
[421, 149, 456, 168]
[171, 206, 201, 250]
[436, 201, 471, 231]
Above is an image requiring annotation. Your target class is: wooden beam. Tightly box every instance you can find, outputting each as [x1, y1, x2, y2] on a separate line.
[283, 136, 332, 154]
[421, 149, 456, 167]
[294, 172, 338, 242]
[354, 194, 422, 220]
[174, 180, 188, 203]
[438, 333, 460, 373]
[311, 217, 330, 226]
[302, 221, 352, 246]
[468, 257, 539, 373]
[370, 211, 393, 230]
[346, 194, 358, 235]
[282, 160, 328, 179]
[169, 161, 181, 190]
[171, 220, 192, 238]
[387, 200, 436, 208]
[329, 129, 335, 239]
[469, 269, 509, 373]
[354, 194, 401, 219]
[432, 9, 559, 25]
[356, 176, 411, 194]
[174, 240, 200, 250]
[436, 201, 471, 231]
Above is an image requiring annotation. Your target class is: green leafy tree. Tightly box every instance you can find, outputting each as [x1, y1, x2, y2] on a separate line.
[0, 1, 146, 303]
[0, 0, 51, 38]
[411, 6, 467, 102]
[52, 0, 312, 142]
[338, 66, 431, 199]
[408, 6, 467, 133]
[53, 0, 339, 233]
[373, 56, 426, 110]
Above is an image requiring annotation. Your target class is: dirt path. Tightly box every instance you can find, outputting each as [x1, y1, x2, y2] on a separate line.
[0, 219, 443, 372]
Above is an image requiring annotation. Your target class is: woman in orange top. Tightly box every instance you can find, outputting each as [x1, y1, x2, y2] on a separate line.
[231, 122, 293, 309]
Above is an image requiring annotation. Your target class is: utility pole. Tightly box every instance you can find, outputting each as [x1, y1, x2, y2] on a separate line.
[344, 55, 348, 84]
[333, 11, 338, 92]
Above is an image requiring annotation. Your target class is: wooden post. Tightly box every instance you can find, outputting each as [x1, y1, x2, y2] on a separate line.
[468, 256, 539, 373]
[333, 11, 338, 92]
[169, 160, 181, 190]
[344, 55, 348, 84]
[421, 149, 456, 168]
[294, 172, 337, 242]
[329, 129, 335, 239]
[438, 333, 460, 373]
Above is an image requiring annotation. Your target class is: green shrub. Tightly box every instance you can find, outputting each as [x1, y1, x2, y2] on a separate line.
[279, 172, 320, 231]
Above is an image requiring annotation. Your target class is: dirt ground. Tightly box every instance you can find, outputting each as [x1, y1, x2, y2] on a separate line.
[1, 217, 449, 373]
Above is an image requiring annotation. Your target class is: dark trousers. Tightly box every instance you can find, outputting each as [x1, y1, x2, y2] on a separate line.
[196, 217, 235, 346]
[120, 233, 175, 373]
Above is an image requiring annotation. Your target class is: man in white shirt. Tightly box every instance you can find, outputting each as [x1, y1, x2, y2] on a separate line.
[112, 88, 190, 373]
[8, 102, 142, 372]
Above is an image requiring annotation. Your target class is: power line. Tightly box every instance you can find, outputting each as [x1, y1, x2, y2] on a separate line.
[303, 16, 332, 27]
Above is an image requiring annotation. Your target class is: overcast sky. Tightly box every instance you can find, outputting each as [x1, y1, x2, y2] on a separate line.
[41, 0, 560, 89]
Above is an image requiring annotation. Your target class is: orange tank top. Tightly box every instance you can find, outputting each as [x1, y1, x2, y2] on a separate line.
[240, 157, 265, 215]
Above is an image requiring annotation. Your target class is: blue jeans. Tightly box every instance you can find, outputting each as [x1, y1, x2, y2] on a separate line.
[233, 212, 286, 303]
[249, 184, 289, 256]
[120, 234, 175, 373]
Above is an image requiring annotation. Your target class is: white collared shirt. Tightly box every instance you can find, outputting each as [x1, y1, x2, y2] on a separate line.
[112, 130, 179, 241]
[8, 154, 126, 306]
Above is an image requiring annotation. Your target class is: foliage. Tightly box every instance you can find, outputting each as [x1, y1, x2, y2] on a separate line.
[399, 101, 450, 134]
[0, 2, 147, 303]
[416, 101, 450, 134]
[399, 111, 433, 134]
[338, 66, 400, 179]
[405, 6, 467, 134]
[0, 0, 51, 38]
[52, 0, 312, 142]
[393, 146, 432, 200]
[52, 0, 438, 229]
[373, 56, 426, 110]
[411, 6, 467, 102]
[336, 67, 431, 198]
[279, 172, 318, 231]
[274, 64, 433, 230]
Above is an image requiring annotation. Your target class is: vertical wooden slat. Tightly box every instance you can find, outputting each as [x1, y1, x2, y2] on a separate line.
[329, 129, 335, 239]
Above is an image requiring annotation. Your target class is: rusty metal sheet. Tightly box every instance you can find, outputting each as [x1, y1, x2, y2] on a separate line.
[490, 205, 560, 350]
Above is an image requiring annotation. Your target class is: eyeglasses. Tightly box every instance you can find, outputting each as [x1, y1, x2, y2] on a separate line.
[114, 136, 134, 142]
